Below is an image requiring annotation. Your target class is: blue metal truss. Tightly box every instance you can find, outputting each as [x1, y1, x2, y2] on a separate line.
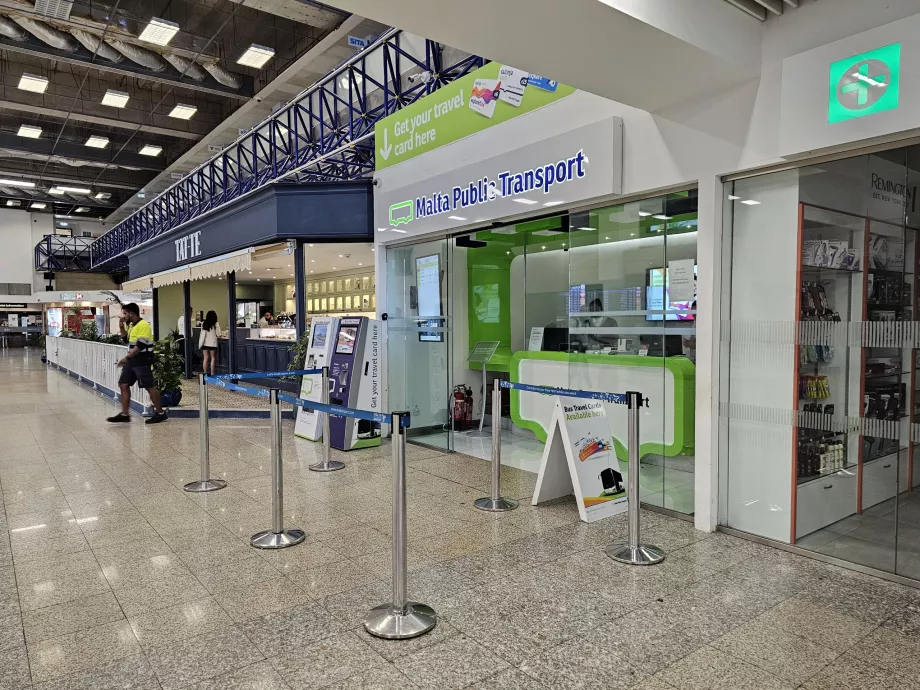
[35, 236, 99, 273]
[91, 29, 484, 268]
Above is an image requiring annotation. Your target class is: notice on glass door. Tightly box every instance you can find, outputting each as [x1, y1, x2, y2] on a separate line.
[668, 259, 696, 303]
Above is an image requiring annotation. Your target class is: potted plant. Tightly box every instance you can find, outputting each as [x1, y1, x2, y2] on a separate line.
[153, 334, 184, 407]
[38, 333, 46, 364]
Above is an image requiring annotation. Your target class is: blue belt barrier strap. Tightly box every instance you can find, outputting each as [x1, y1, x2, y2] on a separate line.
[500, 379, 627, 405]
[205, 377, 270, 398]
[276, 392, 409, 427]
[212, 369, 321, 380]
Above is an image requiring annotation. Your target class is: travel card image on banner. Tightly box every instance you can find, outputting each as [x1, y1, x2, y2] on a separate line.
[374, 62, 575, 171]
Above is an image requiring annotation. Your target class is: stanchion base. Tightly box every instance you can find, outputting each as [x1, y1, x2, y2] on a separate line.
[250, 529, 306, 550]
[605, 543, 665, 566]
[309, 460, 345, 472]
[474, 496, 519, 512]
[183, 479, 227, 493]
[363, 602, 437, 640]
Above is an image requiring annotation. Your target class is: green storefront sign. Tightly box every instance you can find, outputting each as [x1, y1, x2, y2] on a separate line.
[374, 63, 575, 171]
[828, 42, 901, 124]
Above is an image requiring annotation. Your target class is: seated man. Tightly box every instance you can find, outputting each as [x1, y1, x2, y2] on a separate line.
[107, 303, 168, 425]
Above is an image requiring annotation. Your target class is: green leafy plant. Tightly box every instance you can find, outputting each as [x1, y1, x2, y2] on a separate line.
[287, 330, 310, 380]
[79, 321, 100, 341]
[102, 334, 124, 345]
[37, 333, 46, 350]
[152, 335, 183, 393]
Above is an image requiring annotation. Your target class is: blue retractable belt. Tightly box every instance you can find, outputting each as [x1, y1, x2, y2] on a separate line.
[500, 379, 627, 405]
[212, 369, 321, 380]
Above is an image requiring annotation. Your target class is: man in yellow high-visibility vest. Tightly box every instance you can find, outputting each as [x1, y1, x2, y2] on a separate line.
[107, 303, 168, 424]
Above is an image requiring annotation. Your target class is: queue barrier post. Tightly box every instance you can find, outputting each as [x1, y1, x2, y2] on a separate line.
[605, 391, 664, 566]
[250, 388, 306, 549]
[310, 366, 344, 472]
[474, 378, 518, 512]
[183, 374, 227, 493]
[364, 411, 437, 640]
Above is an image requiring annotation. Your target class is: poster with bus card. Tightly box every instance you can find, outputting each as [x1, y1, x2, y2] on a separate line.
[532, 396, 627, 522]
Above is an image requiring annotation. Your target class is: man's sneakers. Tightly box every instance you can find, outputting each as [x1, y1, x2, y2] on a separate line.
[145, 411, 168, 425]
[106, 413, 131, 423]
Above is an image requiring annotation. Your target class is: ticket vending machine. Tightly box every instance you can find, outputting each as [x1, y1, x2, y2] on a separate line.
[293, 316, 338, 441]
[328, 316, 382, 450]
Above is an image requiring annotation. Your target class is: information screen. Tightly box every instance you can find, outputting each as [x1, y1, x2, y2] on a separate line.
[311, 322, 328, 349]
[415, 254, 441, 318]
[335, 326, 358, 354]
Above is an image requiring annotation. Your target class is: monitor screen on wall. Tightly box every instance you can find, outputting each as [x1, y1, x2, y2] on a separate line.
[415, 255, 441, 318]
[646, 265, 697, 321]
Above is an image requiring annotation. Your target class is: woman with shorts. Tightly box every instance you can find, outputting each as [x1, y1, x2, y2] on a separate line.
[198, 310, 222, 376]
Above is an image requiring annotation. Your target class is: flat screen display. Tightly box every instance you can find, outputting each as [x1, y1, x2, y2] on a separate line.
[418, 318, 443, 343]
[646, 265, 697, 321]
[311, 323, 328, 349]
[335, 325, 358, 354]
[47, 308, 62, 337]
[415, 255, 441, 318]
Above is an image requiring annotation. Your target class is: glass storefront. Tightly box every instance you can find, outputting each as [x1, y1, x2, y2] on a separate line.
[720, 146, 920, 580]
[386, 192, 699, 515]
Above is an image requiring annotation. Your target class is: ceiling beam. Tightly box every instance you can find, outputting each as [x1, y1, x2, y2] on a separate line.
[0, 99, 204, 141]
[753, 0, 784, 14]
[0, 132, 165, 171]
[0, 168, 138, 191]
[725, 0, 767, 19]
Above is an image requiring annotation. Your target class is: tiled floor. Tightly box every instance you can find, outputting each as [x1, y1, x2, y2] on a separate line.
[1, 349, 920, 689]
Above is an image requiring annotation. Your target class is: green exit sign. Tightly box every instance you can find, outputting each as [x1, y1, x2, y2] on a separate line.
[828, 43, 901, 123]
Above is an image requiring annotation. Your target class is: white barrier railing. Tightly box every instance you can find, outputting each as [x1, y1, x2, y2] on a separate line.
[46, 336, 152, 410]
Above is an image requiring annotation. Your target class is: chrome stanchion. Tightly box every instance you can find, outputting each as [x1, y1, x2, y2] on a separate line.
[606, 391, 664, 565]
[474, 378, 518, 512]
[251, 389, 306, 549]
[184, 374, 227, 493]
[310, 366, 344, 472]
[364, 412, 437, 639]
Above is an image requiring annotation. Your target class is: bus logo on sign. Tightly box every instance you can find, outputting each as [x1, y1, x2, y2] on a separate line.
[828, 43, 901, 123]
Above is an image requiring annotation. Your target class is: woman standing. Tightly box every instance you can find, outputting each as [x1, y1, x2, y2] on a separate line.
[198, 310, 222, 376]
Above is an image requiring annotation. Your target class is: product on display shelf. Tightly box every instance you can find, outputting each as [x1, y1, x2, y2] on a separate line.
[863, 383, 906, 420]
[868, 234, 905, 271]
[798, 375, 831, 400]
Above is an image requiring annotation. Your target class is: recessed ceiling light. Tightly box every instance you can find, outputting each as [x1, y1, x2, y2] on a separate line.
[139, 145, 162, 157]
[0, 179, 35, 188]
[371, 248, 375, 252]
[168, 104, 197, 120]
[391, 228, 407, 233]
[332, 267, 337, 270]
[541, 245, 546, 250]
[448, 216, 467, 221]
[637, 211, 651, 217]
[30, 202, 46, 209]
[237, 44, 275, 68]
[287, 264, 291, 267]
[85, 136, 109, 148]
[543, 201, 564, 207]
[338, 254, 343, 258]
[75, 207, 89, 212]
[339, 72, 363, 90]
[358, 263, 362, 266]
[256, 278, 260, 281]
[652, 214, 672, 220]
[94, 192, 111, 200]
[58, 222, 68, 227]
[728, 195, 741, 200]
[48, 188, 64, 195]
[310, 270, 314, 274]
[18, 74, 48, 94]
[308, 243, 313, 247]
[512, 198, 538, 205]
[138, 17, 180, 46]
[740, 199, 761, 205]
[101, 89, 129, 108]
[6, 200, 20, 207]
[56, 186, 91, 194]
[17, 125, 41, 138]
[290, 273, 294, 277]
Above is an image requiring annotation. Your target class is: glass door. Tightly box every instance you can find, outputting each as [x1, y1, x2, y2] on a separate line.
[384, 239, 452, 451]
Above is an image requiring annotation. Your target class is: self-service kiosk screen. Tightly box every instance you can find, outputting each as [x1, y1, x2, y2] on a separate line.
[335, 326, 358, 354]
[311, 323, 329, 349]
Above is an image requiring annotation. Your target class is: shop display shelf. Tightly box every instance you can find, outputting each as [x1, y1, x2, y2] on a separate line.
[801, 264, 862, 275]
[867, 302, 912, 309]
[868, 268, 909, 279]
[864, 446, 909, 465]
[863, 371, 906, 380]
[797, 464, 857, 486]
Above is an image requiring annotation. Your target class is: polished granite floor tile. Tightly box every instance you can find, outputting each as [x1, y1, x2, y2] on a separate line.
[181, 660, 290, 690]
[21, 592, 124, 645]
[26, 619, 142, 683]
[268, 630, 390, 690]
[393, 633, 510, 690]
[145, 625, 263, 690]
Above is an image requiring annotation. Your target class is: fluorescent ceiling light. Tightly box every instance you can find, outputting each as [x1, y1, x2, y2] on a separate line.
[0, 179, 35, 188]
[237, 44, 275, 69]
[57, 222, 67, 226]
[101, 89, 129, 108]
[56, 186, 91, 194]
[512, 198, 538, 205]
[652, 214, 671, 220]
[740, 199, 761, 205]
[168, 104, 197, 120]
[85, 136, 109, 148]
[637, 211, 652, 217]
[30, 202, 46, 209]
[728, 195, 741, 200]
[491, 227, 516, 235]
[138, 17, 179, 46]
[48, 188, 64, 195]
[339, 72, 363, 90]
[139, 145, 162, 157]
[18, 74, 48, 94]
[533, 229, 563, 236]
[75, 207, 89, 212]
[94, 192, 111, 200]
[543, 201, 564, 207]
[6, 200, 20, 206]
[448, 215, 467, 221]
[576, 226, 594, 231]
[391, 228, 407, 233]
[17, 125, 41, 138]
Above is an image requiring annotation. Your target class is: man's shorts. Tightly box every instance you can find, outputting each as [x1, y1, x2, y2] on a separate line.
[118, 364, 155, 389]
